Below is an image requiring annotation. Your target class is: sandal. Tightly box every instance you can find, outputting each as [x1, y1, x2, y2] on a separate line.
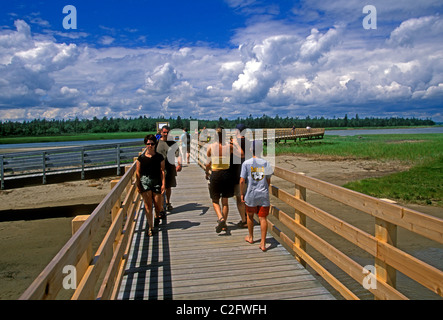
[159, 210, 166, 219]
[147, 228, 153, 237]
[237, 220, 247, 228]
[215, 219, 226, 233]
[154, 217, 160, 227]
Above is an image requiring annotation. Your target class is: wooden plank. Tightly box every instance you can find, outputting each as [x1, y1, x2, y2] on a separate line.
[97, 194, 142, 300]
[267, 208, 359, 300]
[273, 166, 443, 244]
[117, 163, 334, 300]
[269, 204, 407, 300]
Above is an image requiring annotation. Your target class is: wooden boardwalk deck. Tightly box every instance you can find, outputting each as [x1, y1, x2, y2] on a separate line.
[117, 162, 335, 300]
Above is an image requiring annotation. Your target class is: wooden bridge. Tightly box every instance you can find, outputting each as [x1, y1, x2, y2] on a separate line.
[18, 128, 443, 300]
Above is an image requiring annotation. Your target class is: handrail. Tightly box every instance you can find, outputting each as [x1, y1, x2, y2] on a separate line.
[1, 141, 144, 189]
[269, 168, 443, 299]
[19, 156, 141, 300]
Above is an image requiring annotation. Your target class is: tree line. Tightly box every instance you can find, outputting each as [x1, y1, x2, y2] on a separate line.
[0, 114, 435, 137]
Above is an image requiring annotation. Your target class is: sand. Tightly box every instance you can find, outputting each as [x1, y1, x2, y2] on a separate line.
[0, 155, 441, 300]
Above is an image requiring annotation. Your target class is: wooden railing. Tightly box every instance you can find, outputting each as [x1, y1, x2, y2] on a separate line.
[194, 127, 324, 144]
[19, 159, 142, 300]
[269, 167, 443, 299]
[273, 128, 325, 142]
[1, 141, 144, 189]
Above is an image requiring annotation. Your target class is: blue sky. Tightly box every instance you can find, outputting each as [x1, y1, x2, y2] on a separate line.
[1, 0, 443, 122]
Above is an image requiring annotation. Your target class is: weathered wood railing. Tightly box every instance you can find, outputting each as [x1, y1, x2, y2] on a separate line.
[19, 158, 142, 300]
[1, 141, 144, 189]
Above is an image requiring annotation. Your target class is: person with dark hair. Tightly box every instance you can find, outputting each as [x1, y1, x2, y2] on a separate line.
[229, 123, 251, 228]
[205, 127, 241, 233]
[136, 134, 165, 236]
[156, 125, 182, 212]
[240, 140, 273, 251]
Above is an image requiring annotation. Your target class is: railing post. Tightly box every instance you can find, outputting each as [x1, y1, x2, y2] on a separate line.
[294, 173, 307, 268]
[111, 179, 122, 252]
[42, 151, 46, 185]
[81, 148, 85, 180]
[111, 179, 121, 221]
[1, 156, 4, 190]
[374, 199, 398, 300]
[116, 144, 121, 176]
[71, 215, 93, 297]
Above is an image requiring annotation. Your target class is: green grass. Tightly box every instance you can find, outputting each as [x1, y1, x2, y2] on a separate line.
[344, 155, 443, 206]
[274, 134, 443, 206]
[275, 134, 442, 164]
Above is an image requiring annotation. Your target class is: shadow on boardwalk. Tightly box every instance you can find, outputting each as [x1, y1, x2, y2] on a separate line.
[121, 212, 173, 300]
[118, 164, 335, 300]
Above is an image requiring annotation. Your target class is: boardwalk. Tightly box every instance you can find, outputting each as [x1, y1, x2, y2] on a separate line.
[117, 162, 334, 300]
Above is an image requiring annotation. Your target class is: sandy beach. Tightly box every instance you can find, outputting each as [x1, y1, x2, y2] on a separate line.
[0, 155, 441, 299]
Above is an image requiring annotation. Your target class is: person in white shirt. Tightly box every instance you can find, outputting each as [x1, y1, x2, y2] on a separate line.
[240, 140, 273, 252]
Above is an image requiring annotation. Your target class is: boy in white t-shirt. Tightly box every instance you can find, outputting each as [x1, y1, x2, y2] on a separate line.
[240, 140, 273, 252]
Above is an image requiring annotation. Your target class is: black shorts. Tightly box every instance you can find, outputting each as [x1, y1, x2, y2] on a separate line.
[165, 166, 177, 188]
[140, 175, 162, 194]
[209, 170, 234, 201]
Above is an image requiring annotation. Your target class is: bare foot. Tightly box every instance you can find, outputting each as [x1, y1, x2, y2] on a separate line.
[259, 243, 267, 252]
[245, 236, 254, 244]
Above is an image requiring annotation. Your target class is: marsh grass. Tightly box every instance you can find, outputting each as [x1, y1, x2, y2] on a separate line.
[344, 155, 443, 206]
[274, 134, 443, 206]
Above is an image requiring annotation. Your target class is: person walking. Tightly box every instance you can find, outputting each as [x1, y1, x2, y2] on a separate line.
[156, 125, 182, 212]
[136, 134, 165, 236]
[229, 123, 251, 228]
[240, 140, 273, 252]
[205, 127, 241, 233]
